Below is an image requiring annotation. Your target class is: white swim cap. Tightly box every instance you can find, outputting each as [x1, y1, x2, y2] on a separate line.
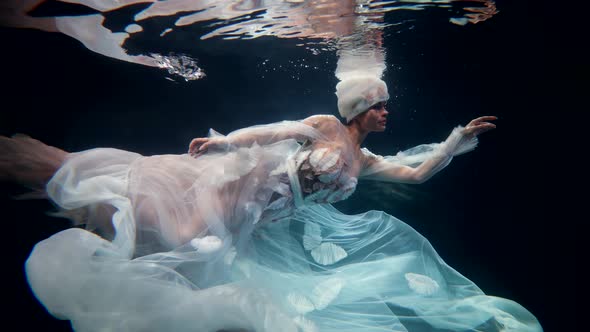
[335, 76, 389, 123]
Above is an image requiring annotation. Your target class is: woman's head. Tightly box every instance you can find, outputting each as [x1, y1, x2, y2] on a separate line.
[335, 75, 389, 123]
[349, 101, 389, 132]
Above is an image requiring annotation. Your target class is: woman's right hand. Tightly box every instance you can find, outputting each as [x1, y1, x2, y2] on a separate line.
[461, 116, 497, 138]
[188, 137, 229, 157]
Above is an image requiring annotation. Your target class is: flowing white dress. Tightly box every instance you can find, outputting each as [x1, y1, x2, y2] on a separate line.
[25, 116, 542, 332]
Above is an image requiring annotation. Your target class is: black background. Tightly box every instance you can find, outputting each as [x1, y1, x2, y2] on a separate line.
[1, 0, 575, 331]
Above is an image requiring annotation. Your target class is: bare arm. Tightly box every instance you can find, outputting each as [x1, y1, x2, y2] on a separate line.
[361, 150, 453, 184]
[360, 116, 497, 184]
[188, 115, 333, 156]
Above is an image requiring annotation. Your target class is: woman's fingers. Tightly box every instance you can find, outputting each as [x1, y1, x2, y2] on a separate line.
[199, 141, 214, 151]
[468, 116, 497, 127]
[189, 137, 229, 158]
[472, 122, 496, 128]
[465, 122, 496, 137]
[188, 137, 209, 155]
[474, 123, 496, 134]
[474, 115, 498, 123]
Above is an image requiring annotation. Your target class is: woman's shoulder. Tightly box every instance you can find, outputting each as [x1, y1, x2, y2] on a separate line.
[302, 114, 342, 128]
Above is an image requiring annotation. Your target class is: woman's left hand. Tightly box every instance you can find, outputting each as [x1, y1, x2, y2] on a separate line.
[188, 137, 229, 158]
[462, 116, 497, 138]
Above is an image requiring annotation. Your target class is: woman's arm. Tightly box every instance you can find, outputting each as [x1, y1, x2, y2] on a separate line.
[360, 116, 497, 184]
[360, 148, 454, 184]
[188, 115, 333, 156]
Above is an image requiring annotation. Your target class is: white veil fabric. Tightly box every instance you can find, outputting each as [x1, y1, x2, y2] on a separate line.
[25, 120, 542, 332]
[360, 126, 479, 182]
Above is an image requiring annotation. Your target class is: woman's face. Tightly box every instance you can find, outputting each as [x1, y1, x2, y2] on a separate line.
[357, 101, 389, 132]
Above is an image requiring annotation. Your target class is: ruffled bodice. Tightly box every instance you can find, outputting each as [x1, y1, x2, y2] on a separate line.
[259, 143, 358, 225]
[295, 146, 358, 204]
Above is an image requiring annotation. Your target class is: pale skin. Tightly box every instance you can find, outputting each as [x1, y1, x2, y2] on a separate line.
[189, 103, 497, 184]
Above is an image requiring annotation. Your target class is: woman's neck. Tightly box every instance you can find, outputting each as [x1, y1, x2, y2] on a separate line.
[345, 121, 369, 149]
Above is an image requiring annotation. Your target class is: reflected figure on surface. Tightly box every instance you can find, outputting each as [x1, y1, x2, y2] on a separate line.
[0, 0, 497, 80]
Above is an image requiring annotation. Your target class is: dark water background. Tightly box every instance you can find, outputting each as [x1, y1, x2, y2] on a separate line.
[1, 1, 573, 331]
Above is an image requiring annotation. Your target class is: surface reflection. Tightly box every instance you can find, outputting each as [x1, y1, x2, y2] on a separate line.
[1, 0, 497, 80]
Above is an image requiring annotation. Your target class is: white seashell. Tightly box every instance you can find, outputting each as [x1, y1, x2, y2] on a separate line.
[311, 277, 345, 309]
[317, 150, 340, 171]
[190, 236, 223, 254]
[303, 223, 322, 250]
[309, 148, 328, 168]
[295, 150, 311, 168]
[310, 243, 347, 265]
[404, 273, 439, 296]
[287, 293, 316, 314]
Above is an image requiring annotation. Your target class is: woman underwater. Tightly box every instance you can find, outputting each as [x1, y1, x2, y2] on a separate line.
[0, 75, 542, 332]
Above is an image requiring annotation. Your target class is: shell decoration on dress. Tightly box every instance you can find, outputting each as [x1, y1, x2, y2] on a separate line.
[404, 272, 440, 296]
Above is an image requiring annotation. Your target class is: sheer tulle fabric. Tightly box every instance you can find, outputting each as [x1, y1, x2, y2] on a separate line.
[25, 121, 542, 332]
[360, 126, 479, 181]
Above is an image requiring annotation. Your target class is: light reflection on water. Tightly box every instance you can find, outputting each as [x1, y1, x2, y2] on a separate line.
[1, 0, 496, 80]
